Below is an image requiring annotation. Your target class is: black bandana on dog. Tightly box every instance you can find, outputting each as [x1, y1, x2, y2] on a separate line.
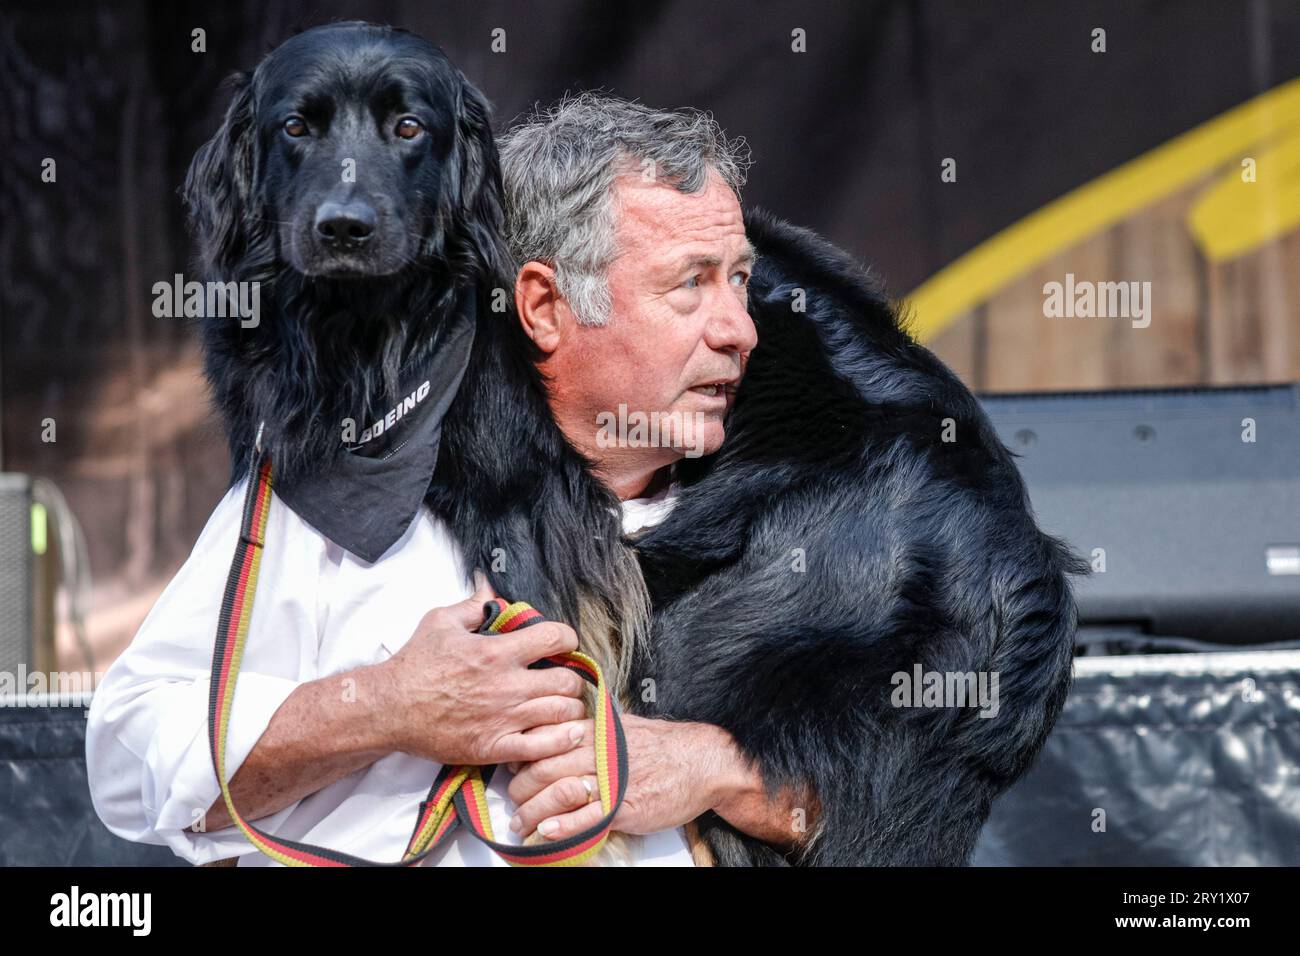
[273, 296, 477, 564]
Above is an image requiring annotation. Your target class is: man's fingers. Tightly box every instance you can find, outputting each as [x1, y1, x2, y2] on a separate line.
[510, 694, 586, 729]
[499, 620, 579, 665]
[492, 719, 590, 764]
[506, 743, 595, 805]
[509, 775, 601, 838]
[520, 796, 606, 841]
[519, 663, 587, 700]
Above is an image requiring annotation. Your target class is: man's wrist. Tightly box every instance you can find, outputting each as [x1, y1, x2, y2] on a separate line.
[690, 722, 757, 815]
[692, 721, 806, 850]
[337, 659, 402, 757]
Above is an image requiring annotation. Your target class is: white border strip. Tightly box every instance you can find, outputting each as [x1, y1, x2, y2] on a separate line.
[1074, 649, 1300, 677]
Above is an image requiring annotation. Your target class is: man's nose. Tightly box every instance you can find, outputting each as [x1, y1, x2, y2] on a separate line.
[314, 201, 377, 249]
[705, 289, 759, 355]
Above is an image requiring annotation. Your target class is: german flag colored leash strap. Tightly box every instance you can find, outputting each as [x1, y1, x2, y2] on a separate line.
[207, 438, 629, 867]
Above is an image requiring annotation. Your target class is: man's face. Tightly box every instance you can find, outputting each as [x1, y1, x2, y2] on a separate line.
[548, 170, 758, 470]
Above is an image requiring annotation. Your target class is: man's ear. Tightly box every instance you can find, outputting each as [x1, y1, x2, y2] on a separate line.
[515, 261, 565, 354]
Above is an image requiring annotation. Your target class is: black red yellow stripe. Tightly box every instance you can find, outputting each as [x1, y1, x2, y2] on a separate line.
[207, 450, 628, 866]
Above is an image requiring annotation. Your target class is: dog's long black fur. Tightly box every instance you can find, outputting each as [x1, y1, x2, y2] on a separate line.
[632, 208, 1090, 866]
[183, 21, 632, 636]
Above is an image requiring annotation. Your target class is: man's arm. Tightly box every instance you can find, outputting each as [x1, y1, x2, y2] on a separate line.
[192, 661, 393, 833]
[194, 587, 594, 835]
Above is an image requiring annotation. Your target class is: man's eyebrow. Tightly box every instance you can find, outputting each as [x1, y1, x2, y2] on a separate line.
[670, 242, 758, 273]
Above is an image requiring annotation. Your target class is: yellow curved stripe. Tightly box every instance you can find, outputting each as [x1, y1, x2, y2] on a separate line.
[906, 76, 1300, 342]
[1187, 131, 1300, 260]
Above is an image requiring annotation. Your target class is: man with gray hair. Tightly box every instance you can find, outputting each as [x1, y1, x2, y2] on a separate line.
[491, 90, 1083, 869]
[494, 94, 818, 856]
[500, 93, 756, 486]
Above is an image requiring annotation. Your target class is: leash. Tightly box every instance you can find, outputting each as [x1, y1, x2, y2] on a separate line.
[206, 431, 629, 866]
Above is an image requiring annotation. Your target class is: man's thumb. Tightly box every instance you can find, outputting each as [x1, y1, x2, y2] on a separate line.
[446, 572, 499, 630]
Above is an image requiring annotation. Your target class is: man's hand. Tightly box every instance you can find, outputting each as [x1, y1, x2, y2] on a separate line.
[372, 579, 592, 768]
[506, 715, 819, 851]
[504, 715, 737, 839]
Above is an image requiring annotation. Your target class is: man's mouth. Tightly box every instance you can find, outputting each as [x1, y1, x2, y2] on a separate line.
[688, 379, 739, 399]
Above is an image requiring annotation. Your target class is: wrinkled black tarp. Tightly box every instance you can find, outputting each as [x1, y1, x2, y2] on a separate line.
[0, 699, 180, 866]
[974, 651, 1300, 865]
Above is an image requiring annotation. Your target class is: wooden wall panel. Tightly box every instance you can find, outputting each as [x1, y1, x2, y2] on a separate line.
[927, 174, 1297, 393]
[1205, 228, 1297, 384]
[982, 234, 1114, 391]
[926, 305, 981, 389]
[1104, 185, 1206, 387]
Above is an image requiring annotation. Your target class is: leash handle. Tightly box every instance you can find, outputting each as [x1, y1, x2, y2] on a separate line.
[401, 598, 629, 865]
[207, 449, 627, 866]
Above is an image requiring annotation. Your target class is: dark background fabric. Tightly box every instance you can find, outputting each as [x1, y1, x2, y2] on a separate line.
[972, 656, 1300, 866]
[7, 0, 1300, 333]
[4, 0, 1298, 588]
[0, 702, 180, 865]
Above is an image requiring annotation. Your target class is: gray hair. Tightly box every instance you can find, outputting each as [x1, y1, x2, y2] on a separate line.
[497, 92, 752, 326]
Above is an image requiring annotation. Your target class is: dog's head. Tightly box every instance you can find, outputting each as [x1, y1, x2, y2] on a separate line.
[184, 21, 507, 285]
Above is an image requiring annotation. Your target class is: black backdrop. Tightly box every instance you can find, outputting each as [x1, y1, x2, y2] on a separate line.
[5, 0, 1300, 362]
[3, 0, 1300, 602]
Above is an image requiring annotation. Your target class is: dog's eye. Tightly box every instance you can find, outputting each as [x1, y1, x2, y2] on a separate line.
[283, 116, 308, 138]
[395, 117, 423, 140]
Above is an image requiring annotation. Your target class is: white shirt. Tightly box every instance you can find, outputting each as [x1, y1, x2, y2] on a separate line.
[85, 475, 688, 866]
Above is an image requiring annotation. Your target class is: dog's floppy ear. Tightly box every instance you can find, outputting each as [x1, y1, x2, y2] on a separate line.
[183, 71, 260, 277]
[452, 78, 512, 284]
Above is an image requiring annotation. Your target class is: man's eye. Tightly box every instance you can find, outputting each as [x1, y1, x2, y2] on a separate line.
[730, 271, 750, 287]
[283, 116, 308, 138]
[395, 117, 424, 140]
[683, 275, 701, 290]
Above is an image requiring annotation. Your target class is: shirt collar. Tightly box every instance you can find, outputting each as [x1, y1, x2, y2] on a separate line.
[272, 294, 476, 564]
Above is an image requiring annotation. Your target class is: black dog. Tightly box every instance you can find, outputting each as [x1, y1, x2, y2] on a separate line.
[632, 209, 1089, 866]
[183, 21, 643, 691]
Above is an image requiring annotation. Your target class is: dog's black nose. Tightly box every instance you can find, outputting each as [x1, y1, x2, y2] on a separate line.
[314, 201, 377, 248]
